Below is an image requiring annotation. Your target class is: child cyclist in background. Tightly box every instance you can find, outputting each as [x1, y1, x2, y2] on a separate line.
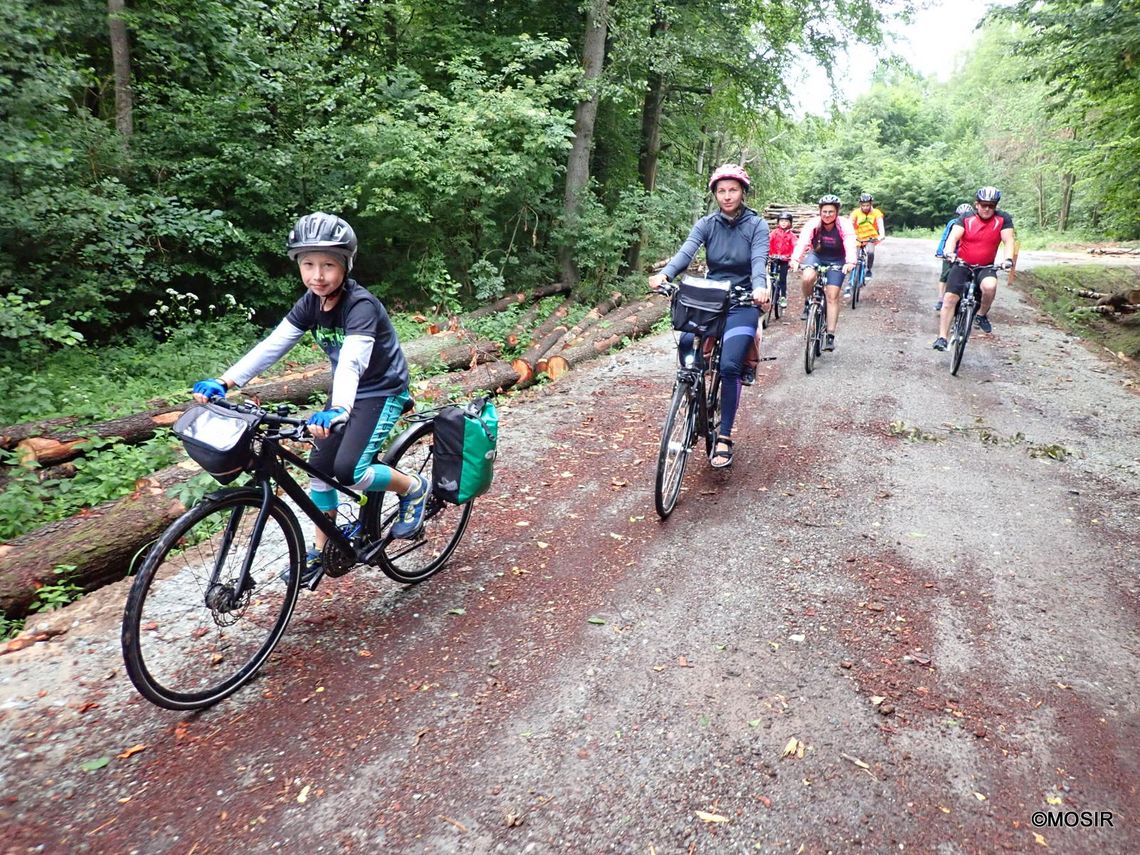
[768, 212, 796, 309]
[191, 212, 430, 584]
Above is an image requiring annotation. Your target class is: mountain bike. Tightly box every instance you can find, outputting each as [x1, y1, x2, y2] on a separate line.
[947, 260, 1005, 376]
[849, 241, 874, 309]
[803, 264, 842, 375]
[121, 398, 473, 710]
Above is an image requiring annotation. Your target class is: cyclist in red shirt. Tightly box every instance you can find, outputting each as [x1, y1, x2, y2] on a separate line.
[933, 186, 1015, 350]
[768, 211, 796, 309]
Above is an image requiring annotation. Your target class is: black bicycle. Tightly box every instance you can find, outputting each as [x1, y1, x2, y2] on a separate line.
[803, 264, 842, 374]
[947, 260, 1005, 376]
[652, 278, 729, 518]
[765, 258, 784, 326]
[121, 399, 472, 710]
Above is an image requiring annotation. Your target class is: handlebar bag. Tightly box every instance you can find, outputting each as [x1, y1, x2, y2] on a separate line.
[431, 397, 498, 504]
[671, 275, 730, 337]
[172, 403, 261, 484]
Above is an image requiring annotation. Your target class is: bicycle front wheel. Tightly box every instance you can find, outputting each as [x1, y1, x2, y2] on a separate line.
[851, 266, 862, 309]
[804, 303, 821, 374]
[654, 382, 695, 518]
[364, 419, 472, 584]
[121, 490, 303, 710]
[951, 300, 976, 376]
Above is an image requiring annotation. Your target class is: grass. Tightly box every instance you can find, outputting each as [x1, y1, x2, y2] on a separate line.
[1012, 265, 1140, 361]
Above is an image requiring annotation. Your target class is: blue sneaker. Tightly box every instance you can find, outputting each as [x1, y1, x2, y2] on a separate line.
[976, 314, 992, 333]
[282, 547, 323, 586]
[391, 475, 431, 539]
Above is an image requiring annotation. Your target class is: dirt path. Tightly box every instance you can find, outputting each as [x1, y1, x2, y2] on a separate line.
[2, 239, 1138, 854]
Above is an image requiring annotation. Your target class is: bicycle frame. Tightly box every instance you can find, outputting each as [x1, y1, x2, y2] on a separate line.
[676, 331, 723, 453]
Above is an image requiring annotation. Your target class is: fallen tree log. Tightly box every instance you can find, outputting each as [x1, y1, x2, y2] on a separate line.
[509, 297, 574, 384]
[0, 463, 197, 618]
[2, 335, 498, 468]
[463, 281, 570, 322]
[548, 292, 624, 353]
[412, 360, 521, 403]
[544, 299, 669, 380]
[533, 296, 642, 376]
[505, 301, 547, 349]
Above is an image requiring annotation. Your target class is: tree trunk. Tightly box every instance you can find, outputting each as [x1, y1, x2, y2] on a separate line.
[463, 281, 570, 322]
[559, 0, 610, 289]
[544, 299, 668, 379]
[510, 298, 574, 383]
[624, 11, 669, 274]
[512, 322, 571, 384]
[0, 464, 196, 617]
[107, 0, 133, 141]
[1059, 172, 1074, 232]
[545, 292, 623, 355]
[412, 361, 521, 403]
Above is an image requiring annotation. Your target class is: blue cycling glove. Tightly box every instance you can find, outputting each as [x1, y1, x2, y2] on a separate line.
[193, 378, 227, 399]
[308, 407, 349, 431]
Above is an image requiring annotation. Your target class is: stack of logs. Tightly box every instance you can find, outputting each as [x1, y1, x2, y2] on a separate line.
[0, 283, 669, 619]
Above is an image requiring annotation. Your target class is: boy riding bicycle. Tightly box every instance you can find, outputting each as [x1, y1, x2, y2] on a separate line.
[191, 212, 430, 583]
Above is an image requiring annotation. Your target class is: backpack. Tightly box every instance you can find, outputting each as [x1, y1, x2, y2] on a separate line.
[432, 397, 499, 504]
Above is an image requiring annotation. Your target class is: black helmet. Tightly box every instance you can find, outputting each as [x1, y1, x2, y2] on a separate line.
[975, 186, 1001, 203]
[859, 193, 874, 203]
[955, 203, 973, 217]
[777, 211, 793, 223]
[287, 212, 358, 271]
[818, 194, 841, 208]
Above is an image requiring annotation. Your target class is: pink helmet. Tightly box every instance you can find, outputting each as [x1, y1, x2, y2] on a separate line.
[708, 163, 751, 193]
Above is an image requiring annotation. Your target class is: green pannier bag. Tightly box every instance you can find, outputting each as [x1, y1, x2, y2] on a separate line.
[431, 397, 498, 504]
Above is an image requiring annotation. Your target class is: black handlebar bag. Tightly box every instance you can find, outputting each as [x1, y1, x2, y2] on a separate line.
[172, 403, 262, 484]
[671, 275, 730, 338]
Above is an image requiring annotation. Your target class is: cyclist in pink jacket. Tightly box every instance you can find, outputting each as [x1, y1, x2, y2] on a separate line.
[790, 195, 857, 352]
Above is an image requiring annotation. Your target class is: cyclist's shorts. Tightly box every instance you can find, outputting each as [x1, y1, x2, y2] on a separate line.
[945, 264, 997, 297]
[803, 252, 846, 286]
[938, 258, 952, 283]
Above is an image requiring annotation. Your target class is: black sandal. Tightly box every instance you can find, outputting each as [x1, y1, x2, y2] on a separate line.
[710, 436, 734, 468]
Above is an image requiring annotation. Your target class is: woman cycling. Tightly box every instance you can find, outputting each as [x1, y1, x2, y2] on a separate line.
[648, 164, 770, 468]
[791, 194, 856, 353]
[191, 212, 429, 584]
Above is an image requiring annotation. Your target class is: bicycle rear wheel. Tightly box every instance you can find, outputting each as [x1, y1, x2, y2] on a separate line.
[703, 368, 723, 459]
[804, 303, 821, 374]
[950, 299, 976, 376]
[121, 490, 303, 710]
[364, 418, 472, 584]
[654, 382, 695, 518]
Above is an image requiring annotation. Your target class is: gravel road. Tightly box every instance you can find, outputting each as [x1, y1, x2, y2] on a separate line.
[2, 238, 1137, 854]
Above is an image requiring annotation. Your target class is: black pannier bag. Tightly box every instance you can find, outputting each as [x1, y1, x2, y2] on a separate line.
[671, 274, 730, 337]
[171, 403, 262, 484]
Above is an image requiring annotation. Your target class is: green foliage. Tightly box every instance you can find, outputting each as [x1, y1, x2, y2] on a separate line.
[0, 314, 265, 424]
[29, 565, 83, 614]
[0, 435, 182, 542]
[1015, 266, 1140, 360]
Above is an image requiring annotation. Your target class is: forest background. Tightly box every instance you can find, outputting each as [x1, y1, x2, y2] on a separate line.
[1, 0, 1136, 426]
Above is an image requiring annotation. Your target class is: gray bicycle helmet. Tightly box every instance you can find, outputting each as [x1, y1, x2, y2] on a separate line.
[859, 193, 874, 203]
[975, 186, 1001, 203]
[286, 212, 359, 271]
[955, 203, 973, 217]
[818, 194, 841, 208]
